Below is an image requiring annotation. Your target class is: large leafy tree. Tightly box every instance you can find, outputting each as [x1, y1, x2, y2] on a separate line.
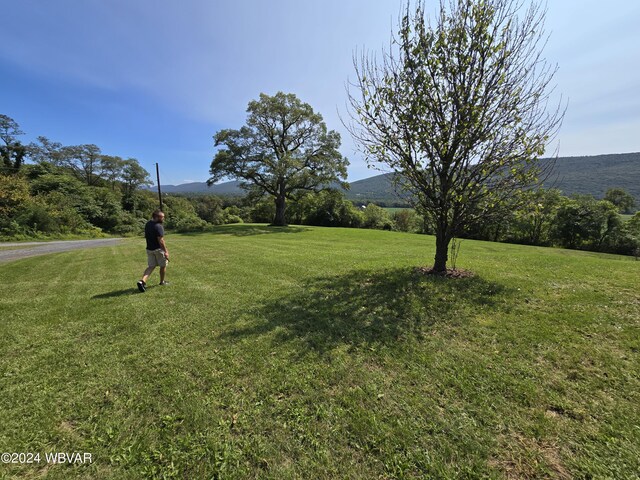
[120, 158, 152, 210]
[604, 188, 635, 214]
[0, 114, 27, 174]
[99, 155, 126, 190]
[29, 137, 104, 186]
[28, 136, 67, 166]
[552, 196, 620, 250]
[347, 0, 564, 273]
[209, 92, 349, 226]
[63, 144, 103, 186]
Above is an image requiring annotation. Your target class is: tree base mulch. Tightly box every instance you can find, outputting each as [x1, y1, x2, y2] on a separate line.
[414, 266, 475, 279]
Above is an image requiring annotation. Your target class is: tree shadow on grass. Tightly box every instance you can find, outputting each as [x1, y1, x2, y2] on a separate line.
[179, 224, 310, 238]
[219, 267, 512, 354]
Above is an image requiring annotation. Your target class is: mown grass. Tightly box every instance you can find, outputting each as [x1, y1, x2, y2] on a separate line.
[1, 224, 638, 479]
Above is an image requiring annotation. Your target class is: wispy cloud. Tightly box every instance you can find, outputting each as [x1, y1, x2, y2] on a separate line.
[1, 0, 638, 184]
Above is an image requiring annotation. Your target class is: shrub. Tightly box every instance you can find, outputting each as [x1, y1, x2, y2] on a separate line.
[363, 204, 393, 230]
[222, 213, 243, 224]
[0, 174, 32, 218]
[172, 215, 209, 233]
[391, 209, 420, 232]
[112, 213, 146, 236]
[0, 219, 27, 237]
[248, 199, 276, 223]
[192, 195, 225, 224]
[87, 187, 125, 231]
[298, 191, 364, 228]
[552, 196, 620, 250]
[163, 196, 211, 231]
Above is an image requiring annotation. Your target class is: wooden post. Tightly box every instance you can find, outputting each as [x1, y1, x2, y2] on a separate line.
[156, 163, 163, 210]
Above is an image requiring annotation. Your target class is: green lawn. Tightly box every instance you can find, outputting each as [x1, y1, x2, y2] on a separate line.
[1, 224, 638, 479]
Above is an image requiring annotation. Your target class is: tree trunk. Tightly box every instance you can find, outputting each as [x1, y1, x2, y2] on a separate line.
[273, 195, 287, 226]
[433, 227, 451, 273]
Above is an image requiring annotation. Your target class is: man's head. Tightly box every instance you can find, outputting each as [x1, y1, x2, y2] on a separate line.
[152, 210, 165, 223]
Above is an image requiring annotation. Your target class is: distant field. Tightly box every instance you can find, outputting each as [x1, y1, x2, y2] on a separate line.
[383, 207, 415, 213]
[1, 225, 638, 479]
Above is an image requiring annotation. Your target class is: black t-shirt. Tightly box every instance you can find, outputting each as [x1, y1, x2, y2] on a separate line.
[145, 220, 164, 250]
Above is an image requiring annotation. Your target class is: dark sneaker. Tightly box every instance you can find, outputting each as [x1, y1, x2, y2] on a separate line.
[137, 280, 146, 292]
[159, 281, 170, 286]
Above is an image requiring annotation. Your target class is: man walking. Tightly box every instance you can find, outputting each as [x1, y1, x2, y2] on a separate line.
[137, 210, 170, 292]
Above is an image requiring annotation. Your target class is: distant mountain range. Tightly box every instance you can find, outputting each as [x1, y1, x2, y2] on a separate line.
[156, 181, 243, 195]
[153, 152, 640, 205]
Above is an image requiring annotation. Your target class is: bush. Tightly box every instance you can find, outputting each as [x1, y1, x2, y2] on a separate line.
[14, 197, 97, 235]
[29, 172, 86, 196]
[297, 191, 364, 228]
[192, 195, 225, 224]
[172, 215, 209, 233]
[608, 212, 640, 255]
[87, 187, 125, 231]
[552, 196, 620, 251]
[0, 218, 28, 237]
[363, 204, 393, 230]
[391, 209, 420, 232]
[222, 213, 243, 224]
[248, 199, 276, 223]
[0, 174, 32, 218]
[162, 196, 211, 231]
[507, 189, 563, 245]
[112, 213, 146, 236]
[129, 190, 159, 217]
[17, 203, 61, 234]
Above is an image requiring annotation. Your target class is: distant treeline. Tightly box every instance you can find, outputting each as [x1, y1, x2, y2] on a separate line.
[155, 152, 640, 209]
[1, 113, 639, 256]
[1, 114, 156, 238]
[169, 188, 640, 257]
[460, 188, 640, 256]
[2, 162, 639, 256]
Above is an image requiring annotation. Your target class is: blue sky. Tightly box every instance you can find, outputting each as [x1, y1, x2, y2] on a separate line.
[1, 0, 639, 185]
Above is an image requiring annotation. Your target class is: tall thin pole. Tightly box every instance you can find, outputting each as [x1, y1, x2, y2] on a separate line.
[155, 163, 163, 210]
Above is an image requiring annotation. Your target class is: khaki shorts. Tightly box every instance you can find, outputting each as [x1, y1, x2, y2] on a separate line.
[147, 249, 168, 267]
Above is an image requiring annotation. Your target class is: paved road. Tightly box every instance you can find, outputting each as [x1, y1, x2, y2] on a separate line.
[0, 238, 124, 264]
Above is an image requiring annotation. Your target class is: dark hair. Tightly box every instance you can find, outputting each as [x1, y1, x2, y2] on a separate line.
[152, 210, 165, 219]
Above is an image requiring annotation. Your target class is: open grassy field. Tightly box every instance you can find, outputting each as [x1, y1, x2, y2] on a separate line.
[383, 207, 415, 214]
[1, 224, 638, 479]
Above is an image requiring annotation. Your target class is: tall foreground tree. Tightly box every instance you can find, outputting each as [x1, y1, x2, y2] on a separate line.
[347, 0, 564, 273]
[209, 92, 349, 226]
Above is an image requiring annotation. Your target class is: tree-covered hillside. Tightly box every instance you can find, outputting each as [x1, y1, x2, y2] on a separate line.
[346, 153, 640, 206]
[543, 153, 640, 200]
[168, 153, 640, 207]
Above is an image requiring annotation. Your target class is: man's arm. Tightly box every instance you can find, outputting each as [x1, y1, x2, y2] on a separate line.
[158, 236, 169, 260]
